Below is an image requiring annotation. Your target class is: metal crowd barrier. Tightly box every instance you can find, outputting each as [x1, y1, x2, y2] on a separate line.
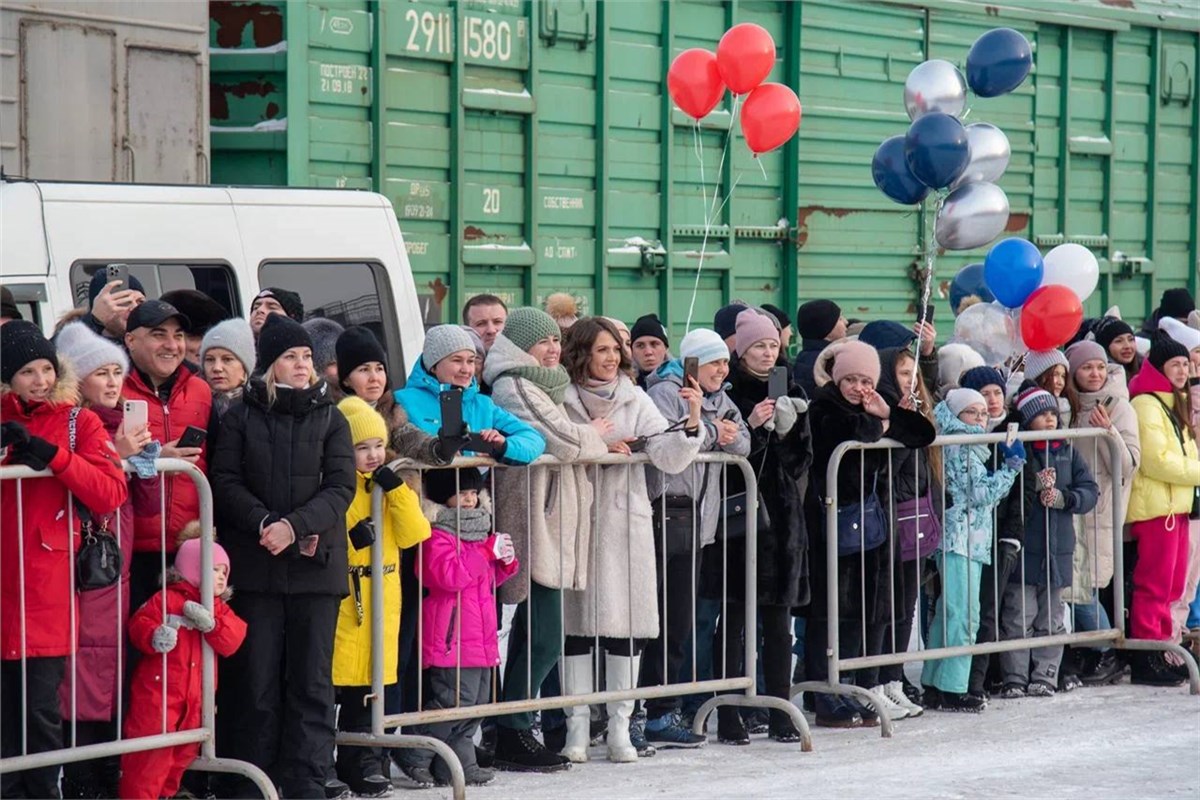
[792, 428, 1200, 739]
[0, 459, 277, 800]
[336, 451, 810, 799]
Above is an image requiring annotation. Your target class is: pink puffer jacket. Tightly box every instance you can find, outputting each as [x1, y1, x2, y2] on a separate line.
[418, 528, 517, 669]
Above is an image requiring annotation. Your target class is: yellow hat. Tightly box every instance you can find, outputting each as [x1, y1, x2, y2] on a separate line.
[338, 396, 388, 446]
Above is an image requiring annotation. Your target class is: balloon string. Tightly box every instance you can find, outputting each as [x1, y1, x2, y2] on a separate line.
[685, 95, 742, 333]
[910, 192, 945, 401]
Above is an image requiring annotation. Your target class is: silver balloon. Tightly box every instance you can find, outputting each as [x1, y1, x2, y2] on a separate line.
[904, 59, 967, 121]
[936, 181, 1010, 251]
[950, 123, 1010, 189]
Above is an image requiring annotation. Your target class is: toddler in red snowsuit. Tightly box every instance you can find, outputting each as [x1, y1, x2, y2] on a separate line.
[118, 539, 246, 800]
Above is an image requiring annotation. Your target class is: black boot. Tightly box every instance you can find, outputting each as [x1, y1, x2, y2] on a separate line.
[1130, 652, 1186, 687]
[767, 708, 804, 743]
[492, 726, 572, 772]
[936, 691, 986, 713]
[717, 707, 750, 745]
[1080, 651, 1125, 686]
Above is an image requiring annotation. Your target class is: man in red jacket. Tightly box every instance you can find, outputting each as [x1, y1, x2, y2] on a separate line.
[121, 300, 213, 613]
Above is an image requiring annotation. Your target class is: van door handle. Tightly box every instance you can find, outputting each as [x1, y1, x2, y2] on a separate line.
[122, 138, 136, 182]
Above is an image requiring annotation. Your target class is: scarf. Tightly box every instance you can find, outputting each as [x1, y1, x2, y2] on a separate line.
[576, 377, 621, 419]
[434, 507, 493, 542]
[507, 364, 570, 405]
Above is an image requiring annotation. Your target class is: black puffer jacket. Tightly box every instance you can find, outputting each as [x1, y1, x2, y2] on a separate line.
[700, 366, 813, 608]
[805, 380, 936, 621]
[210, 379, 355, 596]
[875, 348, 943, 513]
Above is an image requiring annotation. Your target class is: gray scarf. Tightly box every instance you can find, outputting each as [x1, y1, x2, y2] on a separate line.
[434, 507, 493, 542]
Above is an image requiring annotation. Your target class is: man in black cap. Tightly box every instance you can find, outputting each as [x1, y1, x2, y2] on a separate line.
[792, 299, 847, 397]
[761, 304, 793, 352]
[713, 303, 748, 353]
[121, 300, 214, 612]
[1, 286, 21, 325]
[249, 287, 305, 337]
[160, 289, 230, 366]
[82, 269, 147, 341]
[1140, 287, 1196, 337]
[630, 313, 670, 387]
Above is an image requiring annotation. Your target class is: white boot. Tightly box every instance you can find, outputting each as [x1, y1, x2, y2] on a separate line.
[560, 655, 593, 763]
[605, 653, 639, 763]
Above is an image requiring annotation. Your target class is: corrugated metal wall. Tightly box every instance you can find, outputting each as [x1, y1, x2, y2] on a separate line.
[208, 0, 1199, 332]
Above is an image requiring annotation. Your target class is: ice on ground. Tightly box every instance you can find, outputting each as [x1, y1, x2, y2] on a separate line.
[418, 683, 1200, 799]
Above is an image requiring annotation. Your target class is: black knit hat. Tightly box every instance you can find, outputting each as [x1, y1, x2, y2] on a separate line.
[1160, 288, 1196, 321]
[630, 314, 669, 347]
[255, 313, 313, 375]
[252, 287, 305, 322]
[336, 326, 389, 388]
[1, 320, 58, 384]
[423, 467, 486, 506]
[713, 304, 747, 340]
[160, 290, 229, 336]
[761, 303, 791, 331]
[1148, 333, 1189, 373]
[304, 318, 345, 371]
[1091, 316, 1134, 351]
[797, 299, 841, 340]
[1, 286, 22, 321]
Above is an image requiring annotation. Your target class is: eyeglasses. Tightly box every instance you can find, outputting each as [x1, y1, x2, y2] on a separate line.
[959, 408, 988, 420]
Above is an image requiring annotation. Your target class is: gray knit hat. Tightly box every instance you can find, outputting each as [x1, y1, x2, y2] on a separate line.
[422, 324, 476, 370]
[55, 321, 128, 378]
[200, 318, 255, 376]
[503, 307, 559, 353]
[1023, 349, 1069, 382]
[303, 317, 345, 371]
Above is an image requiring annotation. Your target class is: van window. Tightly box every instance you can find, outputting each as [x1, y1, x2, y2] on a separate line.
[1, 282, 46, 326]
[257, 261, 403, 386]
[70, 262, 239, 316]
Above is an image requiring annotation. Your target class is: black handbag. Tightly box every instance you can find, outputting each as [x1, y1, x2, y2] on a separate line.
[68, 408, 122, 591]
[833, 475, 887, 557]
[652, 495, 698, 557]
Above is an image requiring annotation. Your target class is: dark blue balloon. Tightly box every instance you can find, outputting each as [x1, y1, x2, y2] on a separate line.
[967, 28, 1032, 98]
[984, 238, 1044, 308]
[904, 113, 970, 189]
[872, 135, 930, 205]
[949, 263, 994, 315]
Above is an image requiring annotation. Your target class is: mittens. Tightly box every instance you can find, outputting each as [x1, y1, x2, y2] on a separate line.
[182, 600, 216, 632]
[372, 465, 403, 492]
[491, 533, 515, 565]
[348, 518, 376, 550]
[997, 439, 1025, 471]
[151, 624, 178, 653]
[771, 396, 809, 438]
[7, 433, 58, 471]
[1040, 488, 1065, 510]
[1, 421, 29, 451]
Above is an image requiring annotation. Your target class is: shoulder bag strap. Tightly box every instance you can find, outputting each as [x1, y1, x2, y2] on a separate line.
[66, 407, 96, 530]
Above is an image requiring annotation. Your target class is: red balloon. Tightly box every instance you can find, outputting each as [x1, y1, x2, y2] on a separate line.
[1020, 285, 1083, 350]
[668, 49, 726, 120]
[717, 23, 776, 94]
[740, 83, 801, 155]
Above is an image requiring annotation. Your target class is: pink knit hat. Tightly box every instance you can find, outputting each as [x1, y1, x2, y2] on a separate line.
[830, 340, 881, 386]
[1065, 340, 1107, 378]
[173, 538, 231, 588]
[734, 308, 780, 356]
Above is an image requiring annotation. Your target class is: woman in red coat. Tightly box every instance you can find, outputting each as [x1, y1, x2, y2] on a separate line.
[0, 321, 127, 799]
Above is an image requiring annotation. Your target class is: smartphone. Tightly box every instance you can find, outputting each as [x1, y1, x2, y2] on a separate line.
[176, 425, 206, 449]
[1101, 395, 1116, 411]
[920, 302, 936, 324]
[768, 366, 788, 400]
[1005, 421, 1019, 448]
[628, 436, 648, 453]
[104, 263, 129, 290]
[439, 389, 465, 438]
[466, 432, 493, 455]
[683, 356, 699, 388]
[123, 399, 148, 433]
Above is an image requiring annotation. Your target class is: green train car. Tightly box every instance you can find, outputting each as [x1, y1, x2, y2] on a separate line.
[209, 0, 1199, 332]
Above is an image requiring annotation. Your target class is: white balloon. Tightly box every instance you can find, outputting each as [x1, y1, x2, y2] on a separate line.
[1041, 243, 1099, 302]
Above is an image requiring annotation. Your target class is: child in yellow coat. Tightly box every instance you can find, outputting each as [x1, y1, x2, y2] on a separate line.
[333, 396, 431, 797]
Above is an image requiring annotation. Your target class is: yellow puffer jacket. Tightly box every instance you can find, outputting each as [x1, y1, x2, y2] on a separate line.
[1126, 388, 1200, 524]
[333, 473, 431, 687]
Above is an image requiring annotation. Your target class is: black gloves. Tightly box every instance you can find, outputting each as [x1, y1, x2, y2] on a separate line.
[2, 422, 58, 470]
[434, 432, 470, 463]
[372, 465, 403, 493]
[348, 518, 376, 550]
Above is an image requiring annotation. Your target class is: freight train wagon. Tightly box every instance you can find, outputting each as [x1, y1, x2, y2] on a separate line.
[208, 0, 1199, 333]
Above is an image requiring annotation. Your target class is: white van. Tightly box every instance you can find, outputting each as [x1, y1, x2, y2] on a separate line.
[0, 179, 424, 382]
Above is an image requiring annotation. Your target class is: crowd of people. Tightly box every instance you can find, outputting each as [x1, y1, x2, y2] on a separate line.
[1, 275, 1198, 799]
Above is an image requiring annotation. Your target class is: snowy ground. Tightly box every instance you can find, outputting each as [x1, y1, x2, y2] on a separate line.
[409, 681, 1200, 799]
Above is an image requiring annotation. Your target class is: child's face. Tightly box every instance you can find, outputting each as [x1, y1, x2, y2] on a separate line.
[447, 489, 478, 509]
[1039, 365, 1066, 397]
[980, 385, 1005, 418]
[213, 564, 228, 595]
[1028, 410, 1058, 431]
[957, 404, 988, 426]
[355, 438, 387, 473]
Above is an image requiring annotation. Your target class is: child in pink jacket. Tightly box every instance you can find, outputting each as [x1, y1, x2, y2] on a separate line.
[394, 468, 517, 788]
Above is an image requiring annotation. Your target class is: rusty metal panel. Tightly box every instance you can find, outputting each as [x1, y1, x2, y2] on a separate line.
[126, 46, 204, 183]
[20, 20, 117, 180]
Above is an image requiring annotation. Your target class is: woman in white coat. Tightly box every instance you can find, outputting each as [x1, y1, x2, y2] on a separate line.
[1064, 341, 1140, 686]
[559, 317, 702, 762]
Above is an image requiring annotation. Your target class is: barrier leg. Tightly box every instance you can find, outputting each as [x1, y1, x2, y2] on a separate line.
[188, 757, 279, 800]
[338, 733, 465, 800]
[1116, 639, 1200, 695]
[788, 680, 895, 739]
[690, 694, 813, 753]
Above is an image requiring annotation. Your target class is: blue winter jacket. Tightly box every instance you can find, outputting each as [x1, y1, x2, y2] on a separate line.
[393, 358, 546, 466]
[935, 401, 1021, 564]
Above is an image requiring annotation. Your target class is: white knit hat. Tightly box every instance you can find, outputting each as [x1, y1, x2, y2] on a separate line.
[55, 321, 128, 378]
[1023, 349, 1070, 382]
[946, 387, 987, 417]
[679, 328, 728, 367]
[422, 324, 476, 369]
[201, 318, 256, 376]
